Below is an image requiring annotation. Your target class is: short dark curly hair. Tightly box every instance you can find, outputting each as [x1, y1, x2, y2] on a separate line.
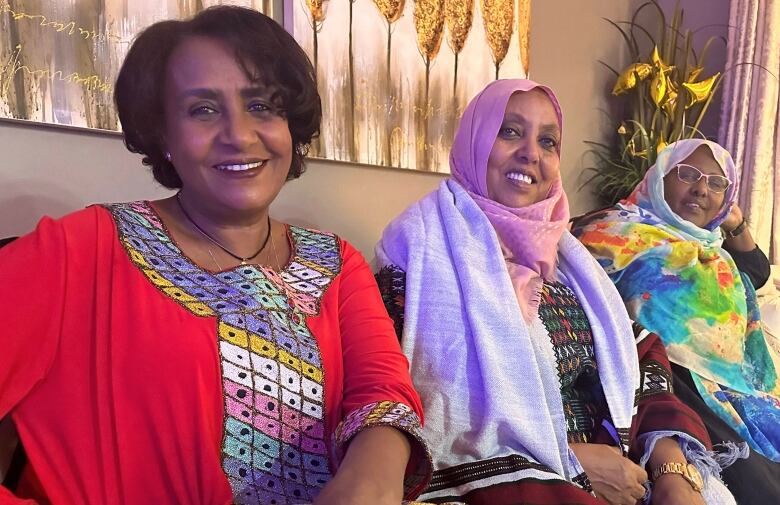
[114, 6, 321, 189]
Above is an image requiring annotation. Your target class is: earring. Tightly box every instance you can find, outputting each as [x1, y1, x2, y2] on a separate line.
[165, 151, 172, 162]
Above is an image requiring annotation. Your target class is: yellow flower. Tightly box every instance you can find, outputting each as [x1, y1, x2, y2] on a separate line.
[617, 124, 627, 134]
[656, 135, 668, 154]
[651, 46, 673, 74]
[686, 66, 704, 82]
[612, 63, 653, 95]
[649, 69, 668, 107]
[663, 80, 678, 115]
[682, 73, 720, 109]
[663, 89, 678, 115]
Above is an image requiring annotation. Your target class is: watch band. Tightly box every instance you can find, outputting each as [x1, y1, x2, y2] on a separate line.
[651, 462, 704, 492]
[651, 462, 686, 481]
[726, 218, 748, 238]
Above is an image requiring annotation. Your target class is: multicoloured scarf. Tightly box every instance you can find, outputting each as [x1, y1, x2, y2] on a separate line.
[573, 139, 780, 460]
[450, 79, 570, 322]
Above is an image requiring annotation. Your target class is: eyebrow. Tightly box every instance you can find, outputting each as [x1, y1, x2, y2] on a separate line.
[178, 86, 272, 100]
[503, 112, 560, 135]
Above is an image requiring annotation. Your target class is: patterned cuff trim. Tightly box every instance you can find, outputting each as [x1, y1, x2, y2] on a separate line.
[635, 359, 673, 405]
[334, 400, 433, 499]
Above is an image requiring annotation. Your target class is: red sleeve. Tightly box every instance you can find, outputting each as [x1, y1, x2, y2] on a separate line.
[337, 241, 422, 417]
[0, 216, 69, 420]
[628, 329, 712, 459]
[0, 216, 71, 504]
[590, 325, 711, 460]
[332, 240, 432, 498]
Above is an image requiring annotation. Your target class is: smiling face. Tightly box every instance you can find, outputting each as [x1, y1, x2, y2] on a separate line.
[163, 35, 292, 218]
[485, 89, 561, 208]
[663, 146, 727, 227]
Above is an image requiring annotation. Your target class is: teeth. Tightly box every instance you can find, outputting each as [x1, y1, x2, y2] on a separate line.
[215, 160, 265, 171]
[506, 172, 533, 184]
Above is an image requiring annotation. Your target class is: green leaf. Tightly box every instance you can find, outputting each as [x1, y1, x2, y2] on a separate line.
[603, 17, 639, 60]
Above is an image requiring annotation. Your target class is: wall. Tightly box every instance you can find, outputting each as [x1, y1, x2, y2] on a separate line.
[653, 0, 731, 139]
[0, 0, 705, 260]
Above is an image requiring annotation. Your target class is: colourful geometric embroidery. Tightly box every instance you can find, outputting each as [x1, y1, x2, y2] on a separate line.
[109, 202, 340, 505]
[538, 281, 607, 443]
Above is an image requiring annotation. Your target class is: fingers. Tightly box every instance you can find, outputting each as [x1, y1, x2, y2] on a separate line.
[625, 463, 647, 502]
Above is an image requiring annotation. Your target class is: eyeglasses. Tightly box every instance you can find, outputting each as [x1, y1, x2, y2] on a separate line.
[674, 164, 731, 193]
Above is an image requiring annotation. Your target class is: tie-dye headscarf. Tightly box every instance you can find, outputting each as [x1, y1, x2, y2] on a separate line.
[450, 79, 569, 322]
[574, 139, 780, 460]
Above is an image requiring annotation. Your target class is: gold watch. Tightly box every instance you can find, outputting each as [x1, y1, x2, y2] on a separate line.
[651, 462, 704, 492]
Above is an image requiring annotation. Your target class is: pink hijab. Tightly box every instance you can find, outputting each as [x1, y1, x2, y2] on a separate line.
[451, 79, 570, 322]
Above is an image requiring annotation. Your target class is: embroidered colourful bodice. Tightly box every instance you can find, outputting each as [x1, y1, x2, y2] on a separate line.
[538, 281, 608, 443]
[109, 201, 340, 504]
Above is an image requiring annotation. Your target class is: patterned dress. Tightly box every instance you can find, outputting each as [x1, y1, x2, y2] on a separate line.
[0, 203, 431, 505]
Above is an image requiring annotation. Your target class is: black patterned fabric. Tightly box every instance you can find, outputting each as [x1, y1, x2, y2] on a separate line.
[376, 265, 406, 341]
[538, 281, 609, 443]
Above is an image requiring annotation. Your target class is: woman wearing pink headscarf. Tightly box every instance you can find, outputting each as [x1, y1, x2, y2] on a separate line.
[376, 80, 734, 505]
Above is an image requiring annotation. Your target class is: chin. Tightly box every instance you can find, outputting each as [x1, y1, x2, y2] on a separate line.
[677, 211, 707, 228]
[495, 191, 532, 209]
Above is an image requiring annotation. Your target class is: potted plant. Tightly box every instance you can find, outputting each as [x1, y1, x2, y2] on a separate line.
[584, 0, 724, 205]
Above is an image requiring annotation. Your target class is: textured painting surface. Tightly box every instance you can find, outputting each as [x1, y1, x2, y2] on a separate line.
[291, 0, 529, 172]
[0, 0, 271, 132]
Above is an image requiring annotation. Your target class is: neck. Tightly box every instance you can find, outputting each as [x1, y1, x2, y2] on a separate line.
[174, 192, 272, 261]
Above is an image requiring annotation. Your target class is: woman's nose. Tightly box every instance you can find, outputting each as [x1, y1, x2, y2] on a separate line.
[689, 175, 709, 196]
[221, 111, 257, 150]
[514, 137, 540, 164]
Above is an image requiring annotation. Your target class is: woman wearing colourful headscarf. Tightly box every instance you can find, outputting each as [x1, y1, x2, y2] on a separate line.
[573, 139, 778, 502]
[376, 80, 734, 505]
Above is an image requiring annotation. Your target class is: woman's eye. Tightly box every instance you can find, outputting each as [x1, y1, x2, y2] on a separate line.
[499, 126, 520, 138]
[248, 101, 272, 114]
[540, 137, 558, 149]
[189, 104, 217, 117]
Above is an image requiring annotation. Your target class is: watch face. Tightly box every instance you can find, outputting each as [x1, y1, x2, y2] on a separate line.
[685, 463, 704, 491]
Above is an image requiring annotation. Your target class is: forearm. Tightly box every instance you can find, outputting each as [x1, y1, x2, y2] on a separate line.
[647, 437, 687, 471]
[722, 229, 756, 252]
[334, 426, 411, 498]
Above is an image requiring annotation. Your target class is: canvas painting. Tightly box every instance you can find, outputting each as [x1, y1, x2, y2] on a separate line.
[289, 0, 530, 172]
[0, 0, 274, 133]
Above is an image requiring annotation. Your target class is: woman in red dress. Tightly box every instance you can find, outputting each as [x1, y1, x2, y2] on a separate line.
[0, 7, 431, 505]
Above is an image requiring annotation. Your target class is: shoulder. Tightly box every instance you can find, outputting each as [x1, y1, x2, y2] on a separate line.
[0, 205, 119, 280]
[286, 224, 366, 277]
[287, 223, 343, 252]
[376, 185, 445, 266]
[570, 205, 621, 233]
[8, 205, 114, 251]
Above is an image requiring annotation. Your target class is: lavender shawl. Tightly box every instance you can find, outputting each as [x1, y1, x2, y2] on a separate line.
[376, 179, 639, 499]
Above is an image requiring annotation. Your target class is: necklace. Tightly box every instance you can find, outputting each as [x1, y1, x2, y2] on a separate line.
[269, 222, 282, 271]
[176, 192, 272, 266]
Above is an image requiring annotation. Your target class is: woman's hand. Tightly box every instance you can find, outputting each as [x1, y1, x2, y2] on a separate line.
[720, 203, 744, 233]
[720, 203, 757, 251]
[313, 426, 410, 505]
[570, 443, 647, 505]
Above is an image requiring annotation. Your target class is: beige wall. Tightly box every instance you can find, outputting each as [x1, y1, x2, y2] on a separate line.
[1, 0, 718, 260]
